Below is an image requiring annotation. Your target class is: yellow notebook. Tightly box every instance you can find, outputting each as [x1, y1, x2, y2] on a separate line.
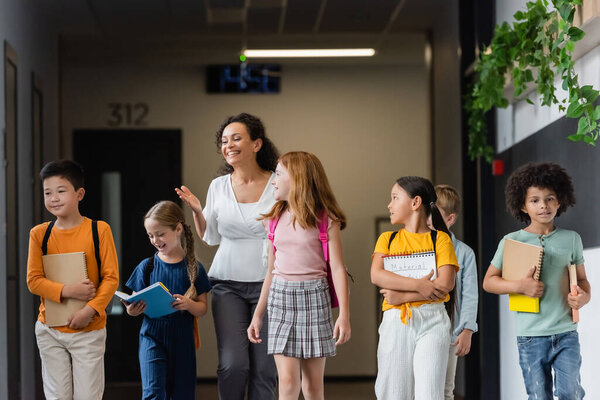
[508, 294, 540, 313]
[502, 238, 544, 313]
[42, 252, 88, 327]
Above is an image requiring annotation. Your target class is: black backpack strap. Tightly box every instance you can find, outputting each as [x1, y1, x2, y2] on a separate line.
[143, 255, 155, 287]
[387, 231, 398, 252]
[430, 230, 437, 253]
[41, 220, 56, 255]
[92, 220, 102, 283]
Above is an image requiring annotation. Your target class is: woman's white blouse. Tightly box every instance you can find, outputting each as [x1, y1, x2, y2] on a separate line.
[203, 173, 276, 282]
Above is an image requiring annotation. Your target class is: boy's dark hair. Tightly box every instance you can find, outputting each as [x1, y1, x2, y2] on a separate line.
[40, 160, 84, 190]
[505, 162, 576, 223]
[214, 112, 279, 175]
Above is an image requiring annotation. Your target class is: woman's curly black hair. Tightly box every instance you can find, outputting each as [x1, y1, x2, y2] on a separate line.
[214, 113, 279, 176]
[505, 162, 576, 223]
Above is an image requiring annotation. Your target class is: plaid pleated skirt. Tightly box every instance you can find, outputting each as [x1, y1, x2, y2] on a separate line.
[267, 276, 336, 359]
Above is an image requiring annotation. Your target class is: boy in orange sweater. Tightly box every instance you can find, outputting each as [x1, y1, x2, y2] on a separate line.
[27, 160, 119, 400]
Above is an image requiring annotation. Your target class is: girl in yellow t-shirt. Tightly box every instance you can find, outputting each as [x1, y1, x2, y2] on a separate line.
[371, 176, 458, 400]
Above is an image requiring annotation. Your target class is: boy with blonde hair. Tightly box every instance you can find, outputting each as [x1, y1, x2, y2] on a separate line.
[435, 184, 479, 400]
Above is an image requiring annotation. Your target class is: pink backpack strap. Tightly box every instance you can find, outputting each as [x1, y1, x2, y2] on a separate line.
[317, 210, 329, 261]
[268, 216, 280, 253]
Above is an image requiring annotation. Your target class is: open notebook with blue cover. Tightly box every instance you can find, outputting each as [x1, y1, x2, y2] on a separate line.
[115, 282, 176, 318]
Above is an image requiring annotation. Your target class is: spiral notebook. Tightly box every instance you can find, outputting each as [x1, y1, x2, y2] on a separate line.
[502, 238, 544, 313]
[42, 252, 89, 327]
[383, 250, 437, 280]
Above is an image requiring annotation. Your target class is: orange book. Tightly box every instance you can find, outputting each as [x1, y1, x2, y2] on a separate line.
[568, 264, 579, 322]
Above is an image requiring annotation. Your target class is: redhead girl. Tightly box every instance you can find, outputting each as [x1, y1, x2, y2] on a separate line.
[248, 151, 351, 400]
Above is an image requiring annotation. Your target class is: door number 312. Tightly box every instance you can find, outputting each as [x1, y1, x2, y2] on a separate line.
[107, 103, 149, 127]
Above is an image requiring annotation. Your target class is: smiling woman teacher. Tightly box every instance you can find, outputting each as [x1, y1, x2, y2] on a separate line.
[176, 113, 279, 400]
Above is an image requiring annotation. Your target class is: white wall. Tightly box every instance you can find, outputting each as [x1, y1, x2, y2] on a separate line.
[496, 0, 600, 151]
[0, 0, 61, 398]
[432, 0, 463, 212]
[61, 59, 431, 377]
[496, 45, 600, 152]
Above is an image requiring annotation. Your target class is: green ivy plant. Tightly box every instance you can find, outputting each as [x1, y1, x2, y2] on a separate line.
[466, 0, 600, 161]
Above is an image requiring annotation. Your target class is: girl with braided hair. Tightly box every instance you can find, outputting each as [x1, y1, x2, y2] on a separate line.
[123, 200, 211, 400]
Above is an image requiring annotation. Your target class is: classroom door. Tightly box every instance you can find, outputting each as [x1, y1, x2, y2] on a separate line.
[73, 129, 181, 382]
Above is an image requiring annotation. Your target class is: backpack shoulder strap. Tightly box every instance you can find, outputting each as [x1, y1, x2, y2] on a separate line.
[41, 220, 56, 255]
[430, 230, 438, 253]
[143, 255, 155, 287]
[92, 220, 102, 283]
[317, 212, 354, 283]
[317, 210, 329, 262]
[268, 216, 280, 253]
[387, 231, 398, 252]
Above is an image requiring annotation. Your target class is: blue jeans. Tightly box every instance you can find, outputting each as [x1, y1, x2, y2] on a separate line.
[517, 330, 584, 400]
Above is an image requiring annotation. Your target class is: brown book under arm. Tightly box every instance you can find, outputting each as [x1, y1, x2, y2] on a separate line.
[42, 252, 88, 327]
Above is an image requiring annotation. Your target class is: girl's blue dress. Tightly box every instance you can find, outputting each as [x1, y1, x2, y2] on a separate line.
[126, 255, 211, 400]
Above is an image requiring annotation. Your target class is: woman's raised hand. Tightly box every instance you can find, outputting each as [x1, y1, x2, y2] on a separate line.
[175, 186, 202, 213]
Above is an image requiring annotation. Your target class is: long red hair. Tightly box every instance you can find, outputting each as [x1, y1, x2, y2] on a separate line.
[261, 151, 346, 230]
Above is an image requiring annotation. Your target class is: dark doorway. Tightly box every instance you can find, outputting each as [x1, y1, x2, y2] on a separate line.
[31, 72, 45, 400]
[4, 40, 20, 400]
[73, 129, 182, 385]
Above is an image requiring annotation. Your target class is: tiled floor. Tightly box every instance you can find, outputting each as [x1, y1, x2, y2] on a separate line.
[105, 379, 465, 399]
[104, 379, 377, 399]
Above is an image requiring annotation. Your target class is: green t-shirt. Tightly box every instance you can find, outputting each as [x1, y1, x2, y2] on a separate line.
[490, 228, 584, 337]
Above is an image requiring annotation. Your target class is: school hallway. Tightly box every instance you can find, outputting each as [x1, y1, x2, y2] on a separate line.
[2, 0, 600, 399]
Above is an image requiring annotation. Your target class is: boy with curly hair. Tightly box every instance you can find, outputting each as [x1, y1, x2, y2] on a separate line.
[483, 162, 591, 400]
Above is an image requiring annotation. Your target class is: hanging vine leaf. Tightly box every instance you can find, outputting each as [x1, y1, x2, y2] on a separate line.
[465, 0, 599, 161]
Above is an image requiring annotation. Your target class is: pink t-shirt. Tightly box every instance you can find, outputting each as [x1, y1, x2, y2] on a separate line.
[271, 210, 329, 281]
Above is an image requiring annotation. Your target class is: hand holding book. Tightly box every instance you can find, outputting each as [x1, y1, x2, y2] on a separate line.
[501, 239, 544, 313]
[567, 287, 587, 310]
[62, 279, 96, 301]
[567, 264, 586, 322]
[172, 294, 195, 311]
[518, 266, 545, 298]
[415, 271, 447, 301]
[122, 299, 147, 316]
[115, 282, 177, 319]
[67, 304, 97, 329]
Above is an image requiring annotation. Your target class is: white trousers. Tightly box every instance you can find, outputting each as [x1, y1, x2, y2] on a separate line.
[444, 345, 458, 400]
[375, 303, 451, 400]
[35, 321, 106, 400]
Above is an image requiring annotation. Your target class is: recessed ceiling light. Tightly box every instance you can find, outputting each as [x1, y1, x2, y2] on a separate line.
[242, 48, 376, 58]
